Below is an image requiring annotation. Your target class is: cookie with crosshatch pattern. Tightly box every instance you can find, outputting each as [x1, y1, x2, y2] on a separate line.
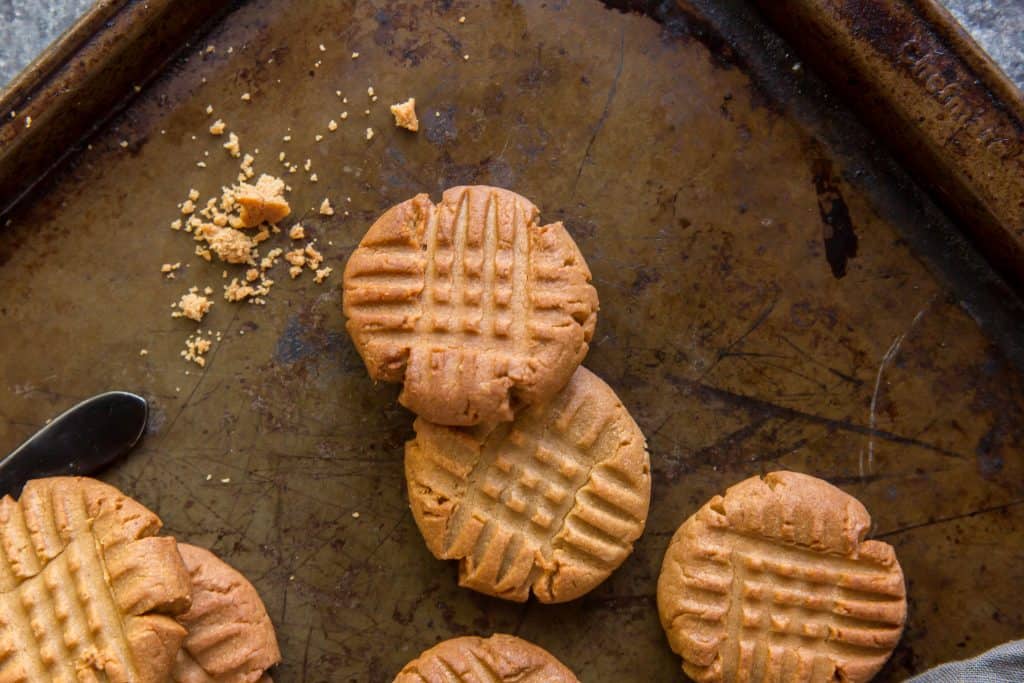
[343, 185, 598, 426]
[393, 634, 579, 682]
[171, 544, 280, 683]
[0, 477, 193, 682]
[657, 471, 907, 683]
[405, 366, 650, 603]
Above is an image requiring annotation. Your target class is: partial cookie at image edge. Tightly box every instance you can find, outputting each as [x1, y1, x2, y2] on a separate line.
[393, 633, 580, 682]
[656, 471, 907, 683]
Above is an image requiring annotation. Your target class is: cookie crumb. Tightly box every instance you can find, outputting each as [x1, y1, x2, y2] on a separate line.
[314, 134, 323, 142]
[188, 188, 200, 201]
[240, 153, 255, 179]
[206, 474, 212, 480]
[234, 174, 291, 226]
[289, 224, 306, 240]
[319, 198, 335, 215]
[182, 334, 212, 366]
[206, 227, 255, 263]
[209, 119, 226, 135]
[304, 243, 324, 270]
[390, 98, 419, 131]
[459, 15, 466, 23]
[205, 104, 214, 115]
[161, 262, 182, 278]
[314, 267, 333, 283]
[181, 200, 196, 215]
[223, 131, 241, 157]
[241, 92, 251, 101]
[119, 140, 129, 148]
[260, 247, 283, 270]
[463, 54, 470, 61]
[289, 265, 303, 279]
[173, 292, 213, 321]
[220, 477, 231, 484]
[328, 119, 338, 131]
[224, 278, 256, 302]
[340, 111, 349, 120]
[139, 349, 149, 356]
[319, 43, 326, 52]
[365, 127, 374, 140]
[367, 86, 375, 97]
[351, 51, 359, 59]
[25, 116, 32, 128]
[310, 173, 318, 182]
[351, 512, 360, 519]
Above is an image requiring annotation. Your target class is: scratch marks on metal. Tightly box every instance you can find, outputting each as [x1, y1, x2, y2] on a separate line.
[861, 299, 933, 478]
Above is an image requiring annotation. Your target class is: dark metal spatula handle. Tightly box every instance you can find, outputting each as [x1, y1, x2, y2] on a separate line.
[0, 391, 148, 498]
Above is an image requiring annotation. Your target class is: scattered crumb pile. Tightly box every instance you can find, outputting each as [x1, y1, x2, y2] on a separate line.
[390, 98, 419, 131]
[166, 166, 334, 364]
[173, 289, 213, 322]
[173, 173, 333, 302]
[154, 38, 436, 368]
[183, 334, 213, 367]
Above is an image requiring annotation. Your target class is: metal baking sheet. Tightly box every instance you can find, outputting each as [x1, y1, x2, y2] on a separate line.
[1, 1, 1022, 680]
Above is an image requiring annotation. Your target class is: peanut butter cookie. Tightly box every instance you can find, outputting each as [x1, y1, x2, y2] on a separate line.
[406, 367, 650, 603]
[172, 544, 280, 683]
[0, 477, 192, 682]
[657, 471, 906, 683]
[344, 186, 598, 426]
[393, 634, 578, 682]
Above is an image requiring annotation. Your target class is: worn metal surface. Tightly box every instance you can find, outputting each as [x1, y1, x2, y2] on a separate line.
[0, 0, 235, 217]
[0, 1, 1022, 681]
[753, 0, 1024, 291]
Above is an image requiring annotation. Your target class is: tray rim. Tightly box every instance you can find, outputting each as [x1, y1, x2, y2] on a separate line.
[0, 0, 233, 219]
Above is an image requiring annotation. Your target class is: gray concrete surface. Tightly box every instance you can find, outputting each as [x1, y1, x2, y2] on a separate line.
[0, 1, 1021, 90]
[945, 0, 1024, 89]
[0, 0, 93, 87]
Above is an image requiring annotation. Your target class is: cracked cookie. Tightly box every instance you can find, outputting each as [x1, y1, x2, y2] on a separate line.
[405, 366, 650, 603]
[343, 185, 599, 426]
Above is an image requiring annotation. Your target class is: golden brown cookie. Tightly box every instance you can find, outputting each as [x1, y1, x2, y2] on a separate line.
[343, 185, 599, 426]
[0, 476, 192, 682]
[406, 366, 650, 603]
[172, 544, 280, 683]
[657, 471, 907, 683]
[393, 634, 579, 682]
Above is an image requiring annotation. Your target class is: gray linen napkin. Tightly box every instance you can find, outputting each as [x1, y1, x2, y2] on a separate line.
[907, 640, 1024, 682]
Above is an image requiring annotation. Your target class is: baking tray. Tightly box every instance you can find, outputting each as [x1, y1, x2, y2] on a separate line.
[1, 0, 1023, 680]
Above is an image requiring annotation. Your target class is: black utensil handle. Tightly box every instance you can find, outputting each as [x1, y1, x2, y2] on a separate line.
[0, 391, 148, 498]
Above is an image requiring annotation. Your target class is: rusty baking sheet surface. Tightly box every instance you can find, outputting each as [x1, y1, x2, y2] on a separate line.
[1, 1, 1023, 681]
